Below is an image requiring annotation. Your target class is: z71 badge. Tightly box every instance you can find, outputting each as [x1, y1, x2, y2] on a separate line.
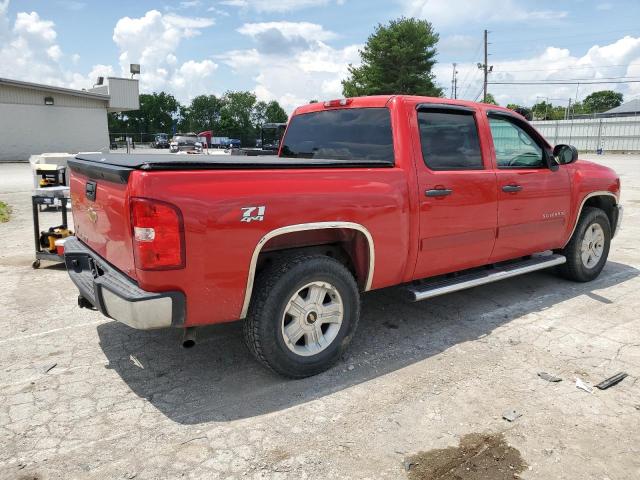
[241, 206, 266, 222]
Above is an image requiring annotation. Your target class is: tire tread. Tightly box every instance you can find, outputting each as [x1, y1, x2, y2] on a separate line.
[243, 254, 359, 378]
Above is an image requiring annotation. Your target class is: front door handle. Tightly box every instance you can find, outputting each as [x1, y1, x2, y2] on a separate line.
[502, 184, 523, 193]
[425, 188, 453, 197]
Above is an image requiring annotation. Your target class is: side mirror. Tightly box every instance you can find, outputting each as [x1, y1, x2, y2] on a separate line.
[553, 144, 578, 165]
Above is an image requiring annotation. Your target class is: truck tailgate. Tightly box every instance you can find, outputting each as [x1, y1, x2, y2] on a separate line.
[69, 164, 137, 280]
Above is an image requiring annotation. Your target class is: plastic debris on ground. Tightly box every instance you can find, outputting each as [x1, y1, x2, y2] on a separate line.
[595, 372, 628, 390]
[538, 372, 562, 382]
[129, 355, 144, 369]
[502, 409, 522, 422]
[575, 378, 594, 394]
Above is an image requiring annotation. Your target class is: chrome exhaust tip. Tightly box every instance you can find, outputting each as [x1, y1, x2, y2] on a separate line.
[182, 327, 196, 349]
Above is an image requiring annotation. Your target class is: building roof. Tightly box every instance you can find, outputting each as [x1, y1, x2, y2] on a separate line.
[0, 77, 110, 101]
[604, 98, 640, 115]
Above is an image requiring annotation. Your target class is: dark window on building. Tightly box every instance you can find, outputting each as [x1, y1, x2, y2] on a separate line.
[280, 108, 394, 163]
[418, 110, 483, 170]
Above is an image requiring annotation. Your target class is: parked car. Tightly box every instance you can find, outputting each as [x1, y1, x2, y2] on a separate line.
[152, 133, 170, 149]
[65, 95, 622, 378]
[169, 134, 203, 153]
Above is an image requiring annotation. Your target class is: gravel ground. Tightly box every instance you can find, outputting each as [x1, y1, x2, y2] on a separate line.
[1, 155, 639, 479]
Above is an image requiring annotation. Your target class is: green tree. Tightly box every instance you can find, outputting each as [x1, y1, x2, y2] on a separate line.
[125, 92, 180, 134]
[219, 91, 258, 144]
[483, 93, 498, 105]
[582, 90, 623, 113]
[264, 101, 288, 123]
[342, 17, 443, 97]
[506, 103, 532, 120]
[531, 101, 566, 120]
[180, 94, 224, 132]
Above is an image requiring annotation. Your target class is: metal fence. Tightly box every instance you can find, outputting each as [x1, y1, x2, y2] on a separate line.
[531, 116, 640, 153]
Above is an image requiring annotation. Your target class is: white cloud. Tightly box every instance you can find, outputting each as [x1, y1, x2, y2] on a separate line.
[237, 21, 337, 54]
[219, 0, 341, 13]
[0, 4, 217, 103]
[46, 44, 62, 61]
[112, 9, 218, 101]
[222, 21, 360, 112]
[238, 21, 336, 42]
[439, 34, 478, 55]
[14, 11, 56, 42]
[0, 3, 119, 92]
[437, 36, 640, 106]
[401, 0, 567, 27]
[0, 7, 66, 85]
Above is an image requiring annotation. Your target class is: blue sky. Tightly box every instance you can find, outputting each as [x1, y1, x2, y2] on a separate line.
[1, 0, 640, 111]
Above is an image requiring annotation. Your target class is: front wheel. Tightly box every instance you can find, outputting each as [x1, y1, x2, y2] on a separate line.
[244, 255, 360, 378]
[558, 206, 611, 282]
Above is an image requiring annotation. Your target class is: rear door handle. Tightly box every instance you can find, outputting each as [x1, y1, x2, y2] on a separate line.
[502, 184, 523, 193]
[425, 188, 453, 197]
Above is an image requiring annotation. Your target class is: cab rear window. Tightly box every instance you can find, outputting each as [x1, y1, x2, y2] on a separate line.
[280, 108, 394, 164]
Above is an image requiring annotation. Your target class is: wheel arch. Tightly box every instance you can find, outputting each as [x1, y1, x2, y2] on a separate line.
[564, 191, 618, 247]
[240, 222, 375, 318]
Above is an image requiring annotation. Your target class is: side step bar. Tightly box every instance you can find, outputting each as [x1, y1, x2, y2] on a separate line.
[406, 254, 566, 302]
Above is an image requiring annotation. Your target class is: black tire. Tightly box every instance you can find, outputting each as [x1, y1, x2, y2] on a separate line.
[243, 255, 360, 378]
[558, 206, 611, 282]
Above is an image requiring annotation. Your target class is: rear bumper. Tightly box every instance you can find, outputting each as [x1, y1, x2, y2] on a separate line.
[64, 237, 185, 329]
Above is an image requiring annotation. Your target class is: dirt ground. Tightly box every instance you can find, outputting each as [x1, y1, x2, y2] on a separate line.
[1, 154, 639, 479]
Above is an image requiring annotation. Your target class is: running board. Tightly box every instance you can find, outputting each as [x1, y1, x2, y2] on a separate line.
[406, 254, 567, 302]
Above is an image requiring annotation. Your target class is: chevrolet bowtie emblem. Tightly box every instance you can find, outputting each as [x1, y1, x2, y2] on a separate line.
[87, 206, 98, 223]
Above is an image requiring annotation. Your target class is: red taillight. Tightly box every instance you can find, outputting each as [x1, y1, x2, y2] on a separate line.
[323, 98, 352, 108]
[130, 197, 185, 270]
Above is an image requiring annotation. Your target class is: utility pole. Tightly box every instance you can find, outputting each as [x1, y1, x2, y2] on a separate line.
[477, 29, 493, 103]
[451, 63, 458, 99]
[454, 67, 458, 99]
[483, 29, 488, 102]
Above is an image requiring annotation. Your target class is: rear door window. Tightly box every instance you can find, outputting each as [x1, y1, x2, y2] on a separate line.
[418, 110, 483, 170]
[280, 108, 394, 163]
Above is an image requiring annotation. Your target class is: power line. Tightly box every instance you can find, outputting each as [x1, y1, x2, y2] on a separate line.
[490, 27, 640, 44]
[460, 68, 482, 100]
[493, 62, 640, 73]
[492, 75, 640, 82]
[473, 86, 484, 102]
[490, 36, 640, 57]
[489, 79, 640, 85]
[456, 39, 484, 91]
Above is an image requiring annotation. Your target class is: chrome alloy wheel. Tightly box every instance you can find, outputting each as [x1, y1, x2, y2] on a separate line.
[581, 223, 605, 269]
[281, 281, 344, 357]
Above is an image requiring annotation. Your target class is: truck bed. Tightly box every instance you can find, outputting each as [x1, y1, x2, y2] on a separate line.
[70, 153, 394, 181]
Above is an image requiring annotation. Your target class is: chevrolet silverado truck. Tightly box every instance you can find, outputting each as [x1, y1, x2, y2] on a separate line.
[64, 95, 622, 378]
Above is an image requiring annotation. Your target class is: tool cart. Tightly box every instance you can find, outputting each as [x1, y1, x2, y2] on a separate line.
[32, 188, 72, 269]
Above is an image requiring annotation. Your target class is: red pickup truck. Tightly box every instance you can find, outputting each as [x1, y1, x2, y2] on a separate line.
[64, 95, 622, 378]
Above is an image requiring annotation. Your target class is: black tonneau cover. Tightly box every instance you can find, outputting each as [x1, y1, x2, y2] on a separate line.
[69, 153, 393, 183]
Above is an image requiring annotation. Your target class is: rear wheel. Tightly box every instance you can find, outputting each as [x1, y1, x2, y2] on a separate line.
[244, 255, 360, 378]
[558, 206, 611, 282]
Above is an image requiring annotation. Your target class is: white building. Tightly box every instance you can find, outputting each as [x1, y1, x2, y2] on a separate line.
[0, 77, 139, 162]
